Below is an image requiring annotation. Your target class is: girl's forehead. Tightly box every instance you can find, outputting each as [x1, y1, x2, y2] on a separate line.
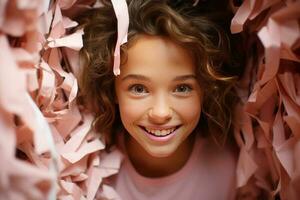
[120, 35, 196, 75]
[128, 35, 187, 56]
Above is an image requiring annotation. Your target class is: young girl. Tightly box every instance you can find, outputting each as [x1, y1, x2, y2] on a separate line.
[79, 0, 243, 199]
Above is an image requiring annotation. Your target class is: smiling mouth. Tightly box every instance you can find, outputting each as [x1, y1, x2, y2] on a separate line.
[139, 126, 181, 137]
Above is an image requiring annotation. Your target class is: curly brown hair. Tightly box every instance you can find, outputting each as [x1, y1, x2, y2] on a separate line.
[78, 0, 244, 147]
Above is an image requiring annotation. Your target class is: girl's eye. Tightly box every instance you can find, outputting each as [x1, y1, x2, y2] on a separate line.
[129, 84, 148, 95]
[174, 84, 192, 94]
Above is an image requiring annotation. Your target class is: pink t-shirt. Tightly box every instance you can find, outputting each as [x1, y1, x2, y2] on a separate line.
[114, 135, 237, 200]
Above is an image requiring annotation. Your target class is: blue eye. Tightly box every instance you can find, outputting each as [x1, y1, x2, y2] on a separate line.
[174, 84, 192, 93]
[129, 84, 148, 95]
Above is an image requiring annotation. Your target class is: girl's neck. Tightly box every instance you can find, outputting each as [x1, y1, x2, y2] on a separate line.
[125, 132, 196, 178]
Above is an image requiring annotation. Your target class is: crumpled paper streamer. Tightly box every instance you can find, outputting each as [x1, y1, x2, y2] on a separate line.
[1, 0, 299, 199]
[0, 0, 56, 199]
[232, 0, 300, 199]
[0, 0, 122, 200]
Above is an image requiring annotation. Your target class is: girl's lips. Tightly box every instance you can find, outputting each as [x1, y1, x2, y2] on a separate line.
[139, 125, 181, 142]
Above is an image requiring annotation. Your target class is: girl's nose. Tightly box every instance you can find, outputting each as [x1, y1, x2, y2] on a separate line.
[148, 96, 172, 124]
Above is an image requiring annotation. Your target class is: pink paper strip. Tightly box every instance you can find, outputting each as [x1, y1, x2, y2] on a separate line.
[111, 0, 129, 76]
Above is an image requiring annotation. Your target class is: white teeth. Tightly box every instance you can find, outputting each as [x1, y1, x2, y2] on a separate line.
[145, 127, 176, 136]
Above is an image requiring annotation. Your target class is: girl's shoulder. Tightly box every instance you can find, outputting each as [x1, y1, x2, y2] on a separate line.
[196, 136, 237, 199]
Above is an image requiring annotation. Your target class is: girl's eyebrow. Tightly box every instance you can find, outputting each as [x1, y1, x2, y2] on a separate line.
[173, 74, 197, 81]
[121, 74, 150, 81]
[121, 74, 197, 81]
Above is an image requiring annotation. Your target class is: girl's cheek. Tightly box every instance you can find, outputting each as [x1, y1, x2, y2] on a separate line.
[173, 97, 202, 120]
[118, 97, 149, 117]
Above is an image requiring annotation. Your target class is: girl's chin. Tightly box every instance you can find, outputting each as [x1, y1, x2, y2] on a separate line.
[144, 144, 178, 158]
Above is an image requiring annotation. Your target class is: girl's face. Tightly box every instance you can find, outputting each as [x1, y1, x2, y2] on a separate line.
[115, 35, 202, 158]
